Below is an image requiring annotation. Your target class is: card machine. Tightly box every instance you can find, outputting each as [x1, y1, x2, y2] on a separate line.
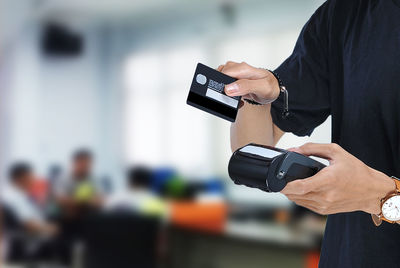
[228, 143, 326, 192]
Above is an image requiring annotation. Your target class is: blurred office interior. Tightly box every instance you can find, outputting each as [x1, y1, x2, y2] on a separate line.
[0, 0, 331, 267]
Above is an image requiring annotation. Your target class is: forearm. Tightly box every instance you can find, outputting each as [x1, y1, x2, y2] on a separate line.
[230, 103, 283, 152]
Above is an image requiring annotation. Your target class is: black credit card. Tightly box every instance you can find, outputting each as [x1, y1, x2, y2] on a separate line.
[187, 63, 241, 122]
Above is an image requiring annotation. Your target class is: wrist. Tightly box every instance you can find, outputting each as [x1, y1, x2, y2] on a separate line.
[266, 71, 281, 101]
[365, 168, 395, 214]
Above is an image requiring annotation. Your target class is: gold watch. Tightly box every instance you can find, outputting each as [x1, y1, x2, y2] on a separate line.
[372, 176, 400, 226]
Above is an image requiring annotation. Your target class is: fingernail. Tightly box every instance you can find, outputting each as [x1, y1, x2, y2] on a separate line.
[287, 147, 299, 152]
[225, 83, 239, 94]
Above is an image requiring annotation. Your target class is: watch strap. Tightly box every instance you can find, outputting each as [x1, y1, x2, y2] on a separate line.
[392, 176, 400, 193]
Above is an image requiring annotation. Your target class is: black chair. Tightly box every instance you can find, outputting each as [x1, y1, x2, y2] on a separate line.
[82, 211, 161, 268]
[3, 206, 61, 265]
[2, 205, 27, 262]
[3, 205, 20, 228]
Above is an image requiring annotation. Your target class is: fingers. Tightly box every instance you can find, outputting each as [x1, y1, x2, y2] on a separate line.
[219, 61, 268, 80]
[293, 143, 342, 160]
[217, 61, 279, 102]
[225, 79, 265, 96]
[286, 192, 334, 215]
[291, 198, 350, 215]
[224, 78, 276, 101]
[281, 171, 328, 195]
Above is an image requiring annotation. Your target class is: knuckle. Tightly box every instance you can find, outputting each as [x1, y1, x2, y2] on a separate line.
[239, 62, 248, 71]
[302, 142, 313, 149]
[330, 143, 341, 152]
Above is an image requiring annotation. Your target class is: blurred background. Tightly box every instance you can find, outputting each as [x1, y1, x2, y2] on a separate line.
[0, 0, 331, 267]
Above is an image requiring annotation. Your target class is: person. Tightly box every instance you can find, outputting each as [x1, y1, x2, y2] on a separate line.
[2, 163, 58, 237]
[55, 149, 102, 215]
[51, 150, 103, 265]
[105, 166, 168, 218]
[2, 163, 58, 261]
[218, 0, 400, 267]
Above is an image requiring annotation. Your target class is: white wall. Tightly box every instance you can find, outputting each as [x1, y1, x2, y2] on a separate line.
[0, 0, 330, 202]
[2, 23, 126, 185]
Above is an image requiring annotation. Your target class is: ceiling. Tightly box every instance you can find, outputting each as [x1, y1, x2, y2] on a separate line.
[0, 0, 324, 51]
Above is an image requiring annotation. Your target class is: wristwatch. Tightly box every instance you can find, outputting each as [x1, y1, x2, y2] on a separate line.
[371, 176, 400, 226]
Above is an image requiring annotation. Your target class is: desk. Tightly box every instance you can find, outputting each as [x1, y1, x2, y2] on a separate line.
[167, 219, 322, 268]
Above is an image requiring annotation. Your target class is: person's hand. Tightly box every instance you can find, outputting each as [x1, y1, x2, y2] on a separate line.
[218, 61, 280, 104]
[281, 143, 396, 215]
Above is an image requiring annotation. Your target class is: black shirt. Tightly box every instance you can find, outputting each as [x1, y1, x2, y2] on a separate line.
[271, 0, 400, 267]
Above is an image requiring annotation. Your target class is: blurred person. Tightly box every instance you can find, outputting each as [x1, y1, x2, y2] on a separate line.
[51, 150, 103, 266]
[106, 166, 168, 218]
[55, 149, 103, 216]
[220, 0, 400, 267]
[104, 167, 168, 268]
[2, 163, 58, 263]
[2, 163, 57, 237]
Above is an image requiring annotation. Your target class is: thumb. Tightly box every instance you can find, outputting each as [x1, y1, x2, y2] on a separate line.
[296, 143, 341, 160]
[225, 78, 274, 100]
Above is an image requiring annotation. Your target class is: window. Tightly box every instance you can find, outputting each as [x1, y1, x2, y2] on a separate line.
[124, 46, 220, 176]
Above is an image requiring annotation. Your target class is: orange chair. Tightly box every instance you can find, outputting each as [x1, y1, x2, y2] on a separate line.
[305, 251, 320, 268]
[29, 178, 48, 205]
[170, 201, 228, 233]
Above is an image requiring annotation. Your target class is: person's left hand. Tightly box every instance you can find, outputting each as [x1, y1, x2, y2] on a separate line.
[281, 143, 395, 215]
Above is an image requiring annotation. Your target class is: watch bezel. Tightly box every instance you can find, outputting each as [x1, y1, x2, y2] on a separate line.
[381, 194, 400, 221]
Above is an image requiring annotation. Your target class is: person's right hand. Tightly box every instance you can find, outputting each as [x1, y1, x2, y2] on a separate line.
[218, 61, 280, 104]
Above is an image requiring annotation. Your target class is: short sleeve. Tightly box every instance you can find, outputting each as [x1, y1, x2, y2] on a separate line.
[3, 188, 43, 223]
[13, 198, 40, 222]
[271, 1, 333, 136]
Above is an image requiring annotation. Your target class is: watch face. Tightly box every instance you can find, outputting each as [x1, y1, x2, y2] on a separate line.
[382, 195, 400, 221]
